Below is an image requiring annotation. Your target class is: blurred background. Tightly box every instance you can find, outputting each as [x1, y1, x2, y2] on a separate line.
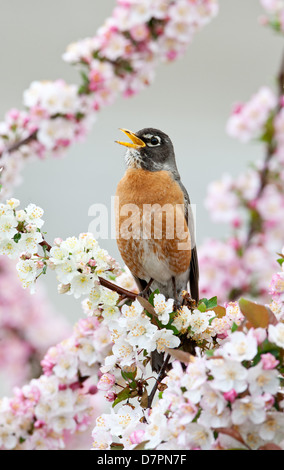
[0, 0, 283, 325]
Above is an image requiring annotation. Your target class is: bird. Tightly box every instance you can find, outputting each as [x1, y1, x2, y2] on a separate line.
[115, 127, 199, 307]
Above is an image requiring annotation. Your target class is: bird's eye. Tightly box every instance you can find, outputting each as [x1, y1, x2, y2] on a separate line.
[151, 137, 159, 145]
[147, 136, 161, 147]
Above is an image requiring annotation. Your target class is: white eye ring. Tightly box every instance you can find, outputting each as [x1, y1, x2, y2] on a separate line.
[143, 134, 161, 147]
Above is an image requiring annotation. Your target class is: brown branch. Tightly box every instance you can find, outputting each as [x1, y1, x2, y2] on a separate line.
[98, 276, 137, 300]
[0, 131, 37, 158]
[39, 240, 52, 251]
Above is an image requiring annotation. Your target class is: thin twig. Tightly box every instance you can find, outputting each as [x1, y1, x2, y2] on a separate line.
[147, 353, 170, 409]
[0, 131, 37, 158]
[98, 276, 137, 300]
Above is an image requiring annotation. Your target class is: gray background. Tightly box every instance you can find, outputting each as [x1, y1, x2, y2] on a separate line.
[0, 0, 283, 323]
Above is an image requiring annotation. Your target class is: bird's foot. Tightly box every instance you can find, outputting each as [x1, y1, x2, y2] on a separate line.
[138, 288, 151, 299]
[138, 278, 154, 299]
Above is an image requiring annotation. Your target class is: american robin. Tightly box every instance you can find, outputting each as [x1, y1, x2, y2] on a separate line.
[115, 127, 199, 306]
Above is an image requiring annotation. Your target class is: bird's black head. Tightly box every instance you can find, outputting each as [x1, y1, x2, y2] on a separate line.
[116, 127, 180, 178]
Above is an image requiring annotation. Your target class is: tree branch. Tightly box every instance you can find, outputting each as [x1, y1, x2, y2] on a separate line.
[0, 130, 37, 158]
[98, 276, 137, 300]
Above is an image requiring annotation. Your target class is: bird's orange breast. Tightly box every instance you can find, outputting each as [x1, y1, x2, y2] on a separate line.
[115, 169, 191, 282]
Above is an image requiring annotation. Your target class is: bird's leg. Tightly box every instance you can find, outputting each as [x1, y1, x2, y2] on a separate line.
[139, 278, 154, 298]
[172, 276, 182, 310]
[172, 276, 177, 299]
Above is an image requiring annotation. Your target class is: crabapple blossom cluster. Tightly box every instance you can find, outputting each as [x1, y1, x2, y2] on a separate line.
[0, 197, 121, 296]
[142, 333, 284, 451]
[92, 296, 284, 450]
[63, 0, 218, 98]
[91, 295, 180, 372]
[0, 198, 48, 292]
[0, 315, 112, 450]
[0, 0, 218, 199]
[200, 81, 284, 303]
[226, 87, 277, 143]
[90, 298, 246, 449]
[268, 248, 284, 321]
[48, 233, 121, 299]
[0, 256, 70, 392]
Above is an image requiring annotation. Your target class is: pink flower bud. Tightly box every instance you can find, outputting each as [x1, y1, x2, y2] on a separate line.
[252, 328, 267, 345]
[88, 385, 98, 395]
[129, 429, 145, 445]
[88, 258, 97, 267]
[34, 420, 45, 429]
[232, 103, 243, 114]
[261, 352, 279, 370]
[59, 384, 68, 391]
[280, 95, 284, 108]
[97, 373, 116, 391]
[104, 391, 117, 402]
[54, 237, 63, 246]
[69, 382, 81, 391]
[262, 393, 275, 409]
[223, 389, 237, 403]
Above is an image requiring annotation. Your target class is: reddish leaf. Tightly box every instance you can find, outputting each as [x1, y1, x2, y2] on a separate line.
[258, 443, 282, 450]
[137, 296, 158, 317]
[212, 305, 226, 318]
[215, 427, 249, 449]
[165, 348, 194, 364]
[239, 298, 278, 328]
[133, 440, 150, 450]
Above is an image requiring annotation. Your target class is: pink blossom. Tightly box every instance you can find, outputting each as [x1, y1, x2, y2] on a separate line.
[104, 391, 117, 402]
[129, 429, 145, 445]
[261, 353, 280, 370]
[97, 373, 116, 391]
[223, 389, 237, 403]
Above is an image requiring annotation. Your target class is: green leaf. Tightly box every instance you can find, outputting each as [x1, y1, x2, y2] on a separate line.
[112, 387, 131, 408]
[207, 296, 218, 309]
[121, 369, 137, 385]
[231, 322, 238, 332]
[80, 70, 89, 84]
[165, 323, 179, 335]
[148, 289, 159, 306]
[198, 296, 217, 310]
[13, 232, 22, 243]
[198, 302, 207, 313]
[205, 350, 214, 357]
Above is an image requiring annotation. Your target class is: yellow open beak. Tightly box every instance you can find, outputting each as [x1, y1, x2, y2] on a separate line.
[115, 128, 146, 149]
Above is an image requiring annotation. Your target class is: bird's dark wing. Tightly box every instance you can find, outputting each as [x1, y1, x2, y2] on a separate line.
[177, 179, 199, 303]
